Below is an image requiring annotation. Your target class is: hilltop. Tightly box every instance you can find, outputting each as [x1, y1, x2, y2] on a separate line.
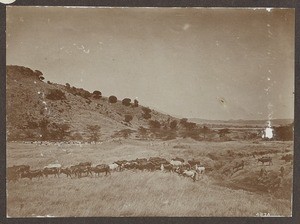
[6, 65, 176, 141]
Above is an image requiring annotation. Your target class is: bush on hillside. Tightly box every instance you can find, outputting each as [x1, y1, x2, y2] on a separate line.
[109, 95, 117, 103]
[124, 114, 133, 123]
[93, 90, 102, 99]
[46, 89, 66, 100]
[122, 98, 131, 106]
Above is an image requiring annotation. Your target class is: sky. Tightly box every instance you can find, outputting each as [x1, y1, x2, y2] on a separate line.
[6, 7, 295, 120]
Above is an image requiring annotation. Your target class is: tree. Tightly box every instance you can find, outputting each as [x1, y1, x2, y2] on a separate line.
[35, 70, 44, 81]
[170, 120, 178, 129]
[65, 83, 71, 89]
[273, 124, 293, 141]
[46, 89, 66, 100]
[142, 113, 151, 119]
[124, 114, 133, 123]
[149, 120, 161, 129]
[142, 107, 151, 114]
[50, 123, 71, 140]
[109, 95, 117, 103]
[86, 125, 101, 142]
[138, 126, 148, 138]
[133, 99, 139, 107]
[93, 90, 102, 99]
[122, 98, 131, 106]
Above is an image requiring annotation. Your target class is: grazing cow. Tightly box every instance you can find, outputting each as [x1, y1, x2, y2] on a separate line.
[143, 162, 156, 171]
[60, 168, 72, 178]
[171, 157, 184, 163]
[195, 164, 205, 174]
[182, 170, 197, 182]
[258, 157, 273, 166]
[43, 167, 60, 178]
[91, 164, 110, 176]
[188, 159, 201, 168]
[21, 170, 43, 180]
[44, 163, 62, 169]
[109, 163, 120, 172]
[233, 160, 244, 172]
[73, 165, 93, 178]
[161, 163, 174, 172]
[280, 154, 293, 163]
[170, 160, 183, 167]
[114, 160, 127, 170]
[7, 167, 20, 182]
[78, 162, 92, 167]
[149, 157, 168, 165]
[123, 162, 138, 170]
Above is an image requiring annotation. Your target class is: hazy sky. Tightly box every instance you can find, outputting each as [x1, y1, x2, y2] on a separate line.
[6, 7, 294, 120]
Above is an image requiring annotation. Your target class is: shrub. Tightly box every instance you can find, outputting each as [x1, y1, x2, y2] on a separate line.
[86, 125, 101, 142]
[273, 124, 293, 141]
[93, 90, 102, 99]
[46, 89, 66, 100]
[122, 98, 131, 106]
[142, 107, 151, 114]
[149, 120, 161, 129]
[124, 114, 133, 122]
[133, 99, 139, 107]
[170, 120, 178, 129]
[142, 113, 151, 119]
[109, 95, 117, 103]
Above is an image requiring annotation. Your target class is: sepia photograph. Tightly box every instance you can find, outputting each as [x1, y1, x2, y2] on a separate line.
[6, 6, 294, 217]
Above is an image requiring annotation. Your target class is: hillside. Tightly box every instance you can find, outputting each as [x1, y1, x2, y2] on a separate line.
[6, 65, 175, 141]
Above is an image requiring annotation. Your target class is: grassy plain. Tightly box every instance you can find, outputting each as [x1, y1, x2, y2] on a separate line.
[6, 138, 293, 217]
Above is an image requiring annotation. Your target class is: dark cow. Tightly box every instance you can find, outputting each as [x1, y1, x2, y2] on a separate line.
[74, 165, 93, 178]
[171, 157, 185, 163]
[233, 160, 244, 172]
[258, 157, 273, 166]
[43, 167, 60, 178]
[78, 162, 92, 167]
[91, 164, 110, 176]
[188, 159, 201, 168]
[123, 161, 138, 170]
[280, 154, 293, 163]
[7, 165, 30, 182]
[21, 170, 43, 180]
[161, 163, 174, 172]
[149, 157, 169, 166]
[60, 168, 72, 178]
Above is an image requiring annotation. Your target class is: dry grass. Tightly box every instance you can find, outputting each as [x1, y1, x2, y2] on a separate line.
[6, 139, 293, 217]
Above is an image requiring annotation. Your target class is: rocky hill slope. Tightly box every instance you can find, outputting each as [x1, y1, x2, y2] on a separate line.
[6, 65, 176, 141]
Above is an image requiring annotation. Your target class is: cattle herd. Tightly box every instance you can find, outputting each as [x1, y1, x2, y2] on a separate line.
[7, 154, 292, 184]
[7, 157, 207, 183]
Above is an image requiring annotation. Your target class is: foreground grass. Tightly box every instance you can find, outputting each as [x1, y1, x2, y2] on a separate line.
[7, 171, 291, 217]
[7, 139, 293, 217]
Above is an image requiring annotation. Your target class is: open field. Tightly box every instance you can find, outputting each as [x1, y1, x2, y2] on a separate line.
[7, 139, 293, 217]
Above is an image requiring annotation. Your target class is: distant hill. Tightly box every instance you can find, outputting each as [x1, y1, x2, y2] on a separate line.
[188, 118, 293, 128]
[6, 65, 176, 141]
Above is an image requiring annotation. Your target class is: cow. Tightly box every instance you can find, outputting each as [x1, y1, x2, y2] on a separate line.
[73, 165, 93, 178]
[109, 163, 120, 172]
[43, 167, 60, 178]
[195, 164, 205, 174]
[161, 163, 174, 172]
[170, 160, 183, 167]
[171, 157, 184, 163]
[188, 159, 201, 168]
[60, 168, 72, 178]
[233, 160, 244, 172]
[91, 164, 110, 176]
[21, 169, 43, 180]
[280, 154, 293, 163]
[182, 170, 198, 182]
[78, 162, 92, 167]
[258, 157, 273, 166]
[123, 161, 138, 170]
